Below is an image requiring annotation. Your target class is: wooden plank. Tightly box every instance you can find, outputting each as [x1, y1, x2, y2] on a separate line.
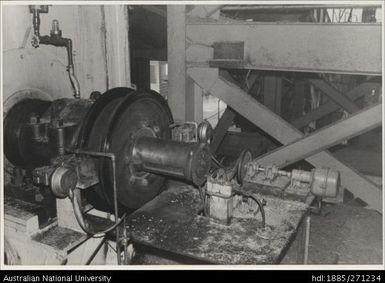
[256, 104, 382, 167]
[291, 82, 381, 128]
[210, 107, 236, 153]
[186, 22, 382, 75]
[308, 78, 360, 113]
[188, 67, 382, 212]
[4, 204, 39, 235]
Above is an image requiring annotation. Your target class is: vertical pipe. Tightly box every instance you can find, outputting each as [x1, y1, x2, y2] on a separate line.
[57, 128, 65, 155]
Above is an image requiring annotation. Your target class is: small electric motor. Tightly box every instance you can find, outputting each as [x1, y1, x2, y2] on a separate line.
[291, 168, 340, 198]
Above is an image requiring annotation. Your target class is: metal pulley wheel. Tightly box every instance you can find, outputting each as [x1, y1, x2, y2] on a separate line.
[197, 120, 213, 143]
[236, 150, 253, 184]
[79, 88, 173, 213]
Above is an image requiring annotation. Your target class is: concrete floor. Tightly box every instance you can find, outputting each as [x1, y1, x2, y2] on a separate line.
[282, 203, 383, 264]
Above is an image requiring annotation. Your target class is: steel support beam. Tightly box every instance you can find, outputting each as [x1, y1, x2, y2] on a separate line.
[186, 22, 382, 75]
[291, 82, 381, 128]
[256, 103, 382, 167]
[308, 79, 360, 113]
[188, 67, 382, 212]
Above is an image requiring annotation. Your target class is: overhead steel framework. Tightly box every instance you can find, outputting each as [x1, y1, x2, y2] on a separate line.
[167, 5, 383, 212]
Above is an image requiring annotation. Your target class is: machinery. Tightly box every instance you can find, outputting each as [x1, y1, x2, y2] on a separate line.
[4, 87, 212, 213]
[3, 4, 343, 265]
[3, 86, 340, 264]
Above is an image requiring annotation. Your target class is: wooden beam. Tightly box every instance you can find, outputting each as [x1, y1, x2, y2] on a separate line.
[167, 5, 187, 121]
[308, 78, 360, 113]
[168, 5, 201, 121]
[103, 5, 131, 88]
[210, 107, 236, 153]
[188, 67, 382, 212]
[291, 82, 380, 128]
[256, 103, 382, 167]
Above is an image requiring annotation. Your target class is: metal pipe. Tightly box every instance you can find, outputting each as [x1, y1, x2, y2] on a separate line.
[56, 127, 65, 155]
[38, 35, 81, 99]
[29, 6, 81, 99]
[32, 9, 41, 37]
[68, 65, 81, 99]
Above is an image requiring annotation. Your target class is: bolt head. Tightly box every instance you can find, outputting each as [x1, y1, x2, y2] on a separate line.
[141, 179, 149, 186]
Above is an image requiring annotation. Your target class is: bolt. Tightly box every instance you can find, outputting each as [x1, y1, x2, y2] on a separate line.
[30, 113, 40, 124]
[31, 35, 39, 48]
[50, 19, 62, 37]
[129, 175, 136, 184]
[153, 125, 161, 134]
[141, 179, 149, 186]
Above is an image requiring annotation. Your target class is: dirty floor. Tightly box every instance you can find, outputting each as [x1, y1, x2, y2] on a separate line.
[131, 202, 383, 265]
[281, 203, 383, 264]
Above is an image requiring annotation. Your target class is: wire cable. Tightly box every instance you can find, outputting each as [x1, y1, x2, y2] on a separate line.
[233, 188, 266, 228]
[69, 188, 127, 238]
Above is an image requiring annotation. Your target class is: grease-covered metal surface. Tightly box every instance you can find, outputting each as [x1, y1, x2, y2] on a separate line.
[126, 185, 310, 264]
